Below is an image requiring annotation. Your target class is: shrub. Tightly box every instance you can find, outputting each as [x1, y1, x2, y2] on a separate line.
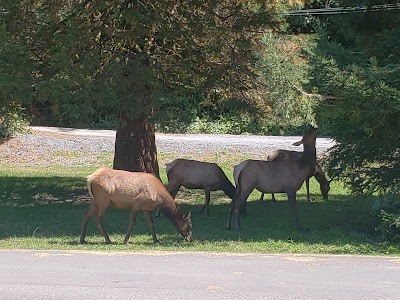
[373, 194, 400, 242]
[0, 102, 29, 139]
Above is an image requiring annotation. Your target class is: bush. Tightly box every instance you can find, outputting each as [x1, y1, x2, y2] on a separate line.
[373, 194, 400, 242]
[0, 102, 29, 139]
[185, 115, 260, 135]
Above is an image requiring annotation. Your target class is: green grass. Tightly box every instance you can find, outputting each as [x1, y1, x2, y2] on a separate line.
[0, 161, 399, 255]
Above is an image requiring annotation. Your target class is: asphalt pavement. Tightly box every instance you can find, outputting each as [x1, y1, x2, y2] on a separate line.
[0, 250, 399, 300]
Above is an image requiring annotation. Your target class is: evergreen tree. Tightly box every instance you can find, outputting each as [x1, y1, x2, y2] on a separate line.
[310, 2, 400, 194]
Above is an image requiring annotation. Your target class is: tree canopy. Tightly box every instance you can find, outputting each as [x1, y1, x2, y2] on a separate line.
[1, 0, 304, 173]
[1, 1, 295, 125]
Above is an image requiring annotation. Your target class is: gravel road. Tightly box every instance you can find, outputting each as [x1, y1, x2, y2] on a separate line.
[0, 126, 335, 167]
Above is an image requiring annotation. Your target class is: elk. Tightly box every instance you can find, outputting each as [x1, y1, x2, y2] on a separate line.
[227, 127, 317, 230]
[80, 168, 192, 244]
[159, 159, 236, 217]
[233, 150, 331, 203]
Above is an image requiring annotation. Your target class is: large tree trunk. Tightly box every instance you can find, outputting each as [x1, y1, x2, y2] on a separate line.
[113, 113, 160, 178]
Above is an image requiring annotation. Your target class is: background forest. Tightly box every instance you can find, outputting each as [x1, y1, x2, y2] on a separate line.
[1, 1, 399, 241]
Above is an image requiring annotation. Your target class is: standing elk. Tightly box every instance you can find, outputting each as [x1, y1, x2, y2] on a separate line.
[233, 150, 331, 203]
[227, 127, 317, 230]
[80, 168, 192, 244]
[159, 159, 235, 217]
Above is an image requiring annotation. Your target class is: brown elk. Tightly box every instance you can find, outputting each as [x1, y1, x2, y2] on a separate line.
[80, 168, 192, 244]
[159, 159, 236, 217]
[233, 150, 331, 203]
[227, 127, 317, 230]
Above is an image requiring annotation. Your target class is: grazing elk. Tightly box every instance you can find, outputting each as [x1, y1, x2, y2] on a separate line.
[159, 159, 235, 217]
[233, 150, 331, 203]
[227, 127, 317, 230]
[80, 168, 192, 244]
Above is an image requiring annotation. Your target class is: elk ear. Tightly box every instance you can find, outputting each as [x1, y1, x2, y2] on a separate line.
[292, 139, 303, 146]
[186, 211, 192, 219]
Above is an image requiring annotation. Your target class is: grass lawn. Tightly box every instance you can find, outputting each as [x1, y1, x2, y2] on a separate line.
[0, 160, 399, 255]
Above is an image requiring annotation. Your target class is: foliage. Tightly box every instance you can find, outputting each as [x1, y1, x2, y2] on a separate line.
[0, 1, 293, 127]
[0, 102, 29, 139]
[373, 194, 400, 242]
[153, 92, 200, 133]
[256, 32, 319, 130]
[184, 114, 255, 135]
[0, 14, 33, 138]
[309, 6, 400, 195]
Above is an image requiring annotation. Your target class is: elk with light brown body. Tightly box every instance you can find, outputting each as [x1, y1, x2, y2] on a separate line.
[80, 168, 192, 244]
[227, 127, 317, 230]
[158, 159, 235, 217]
[233, 150, 331, 203]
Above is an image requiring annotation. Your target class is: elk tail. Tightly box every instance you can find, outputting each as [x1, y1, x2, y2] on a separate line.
[86, 174, 95, 201]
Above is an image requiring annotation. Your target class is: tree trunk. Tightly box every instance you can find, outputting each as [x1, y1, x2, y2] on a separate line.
[113, 113, 160, 178]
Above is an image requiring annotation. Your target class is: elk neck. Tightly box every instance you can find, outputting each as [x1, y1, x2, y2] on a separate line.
[299, 142, 317, 169]
[160, 199, 182, 223]
[314, 165, 329, 184]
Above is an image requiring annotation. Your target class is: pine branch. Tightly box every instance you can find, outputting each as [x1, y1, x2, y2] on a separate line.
[291, 83, 344, 100]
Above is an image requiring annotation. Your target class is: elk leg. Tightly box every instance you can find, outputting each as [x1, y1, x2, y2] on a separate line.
[143, 211, 159, 243]
[235, 207, 241, 230]
[287, 191, 300, 229]
[226, 199, 236, 230]
[124, 209, 138, 244]
[240, 199, 247, 216]
[234, 188, 252, 230]
[96, 214, 111, 244]
[235, 198, 246, 230]
[305, 178, 311, 202]
[199, 189, 211, 217]
[80, 203, 96, 244]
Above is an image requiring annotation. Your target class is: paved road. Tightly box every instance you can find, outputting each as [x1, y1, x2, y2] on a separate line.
[1, 250, 399, 300]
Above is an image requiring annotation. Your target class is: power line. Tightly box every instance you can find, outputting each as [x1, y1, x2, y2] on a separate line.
[284, 3, 400, 16]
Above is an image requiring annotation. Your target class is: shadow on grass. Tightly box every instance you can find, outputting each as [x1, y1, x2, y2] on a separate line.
[0, 175, 392, 253]
[0, 175, 88, 206]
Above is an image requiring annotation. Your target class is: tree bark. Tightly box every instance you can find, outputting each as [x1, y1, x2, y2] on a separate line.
[113, 113, 160, 178]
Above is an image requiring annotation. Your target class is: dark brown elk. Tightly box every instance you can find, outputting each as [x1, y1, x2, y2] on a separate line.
[233, 150, 331, 203]
[80, 168, 192, 244]
[227, 127, 317, 230]
[161, 159, 235, 217]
